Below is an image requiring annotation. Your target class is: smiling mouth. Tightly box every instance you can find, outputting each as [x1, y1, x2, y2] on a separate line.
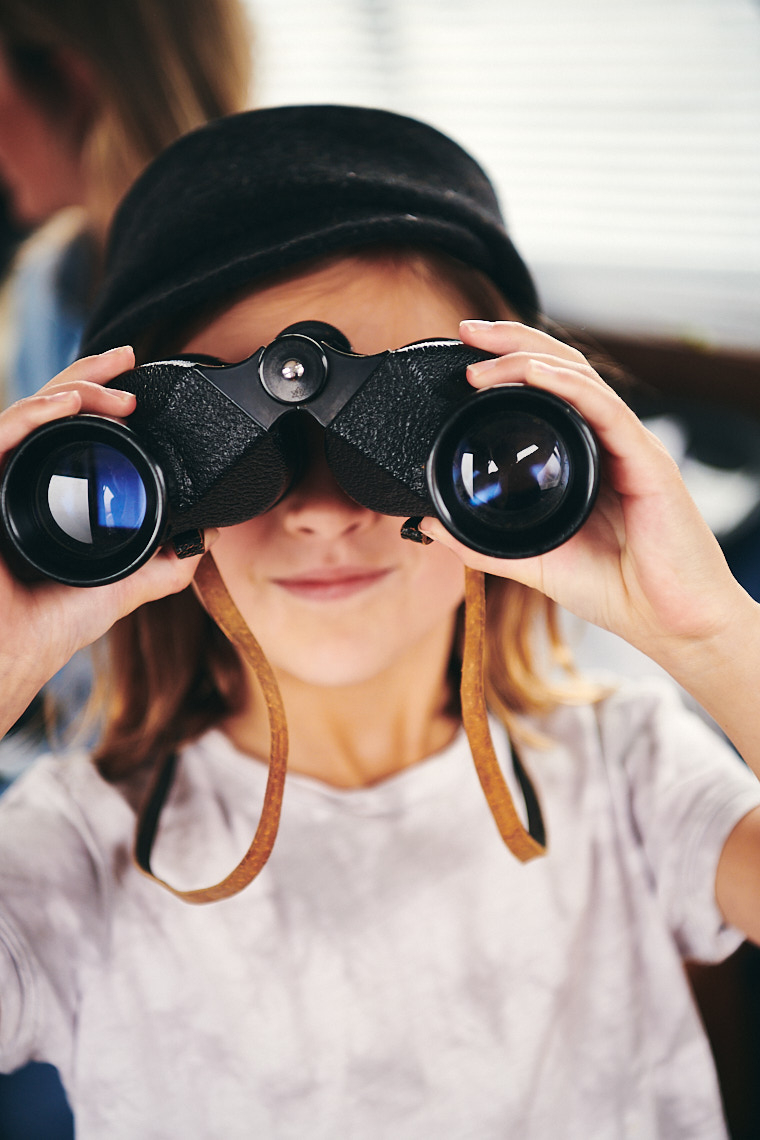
[271, 567, 393, 601]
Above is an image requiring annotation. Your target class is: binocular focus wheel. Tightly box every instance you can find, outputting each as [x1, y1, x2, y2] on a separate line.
[258, 335, 328, 404]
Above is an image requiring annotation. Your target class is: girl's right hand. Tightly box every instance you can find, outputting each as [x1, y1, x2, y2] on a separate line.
[0, 348, 211, 737]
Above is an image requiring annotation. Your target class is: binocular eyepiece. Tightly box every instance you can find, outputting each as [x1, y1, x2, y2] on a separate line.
[0, 322, 600, 587]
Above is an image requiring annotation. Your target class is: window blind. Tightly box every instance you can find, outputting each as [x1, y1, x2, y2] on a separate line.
[246, 0, 760, 349]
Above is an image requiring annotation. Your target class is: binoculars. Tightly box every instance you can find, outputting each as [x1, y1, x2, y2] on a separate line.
[0, 322, 600, 587]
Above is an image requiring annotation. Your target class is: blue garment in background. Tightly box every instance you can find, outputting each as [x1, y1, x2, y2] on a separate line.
[0, 1065, 73, 1140]
[8, 226, 94, 401]
[0, 224, 93, 1140]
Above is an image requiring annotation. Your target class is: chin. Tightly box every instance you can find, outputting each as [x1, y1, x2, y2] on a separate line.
[274, 643, 401, 690]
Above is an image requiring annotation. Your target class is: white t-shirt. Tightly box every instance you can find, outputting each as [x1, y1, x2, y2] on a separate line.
[1, 678, 759, 1140]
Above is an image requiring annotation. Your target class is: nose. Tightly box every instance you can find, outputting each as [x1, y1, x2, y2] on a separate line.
[280, 422, 374, 540]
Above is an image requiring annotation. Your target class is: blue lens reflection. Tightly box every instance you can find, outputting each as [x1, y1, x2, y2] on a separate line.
[46, 443, 147, 548]
[453, 413, 570, 529]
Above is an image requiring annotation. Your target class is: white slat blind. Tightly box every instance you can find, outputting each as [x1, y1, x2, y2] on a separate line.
[246, 0, 760, 349]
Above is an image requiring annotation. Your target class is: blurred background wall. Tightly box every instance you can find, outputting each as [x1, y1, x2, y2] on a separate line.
[244, 0, 759, 354]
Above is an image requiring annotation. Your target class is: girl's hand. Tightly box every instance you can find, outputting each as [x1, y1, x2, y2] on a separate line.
[419, 320, 752, 677]
[425, 321, 760, 937]
[0, 349, 211, 736]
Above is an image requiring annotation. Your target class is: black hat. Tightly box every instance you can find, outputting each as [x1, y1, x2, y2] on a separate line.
[82, 104, 539, 355]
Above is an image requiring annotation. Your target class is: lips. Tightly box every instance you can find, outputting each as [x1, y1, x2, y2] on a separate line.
[271, 566, 393, 602]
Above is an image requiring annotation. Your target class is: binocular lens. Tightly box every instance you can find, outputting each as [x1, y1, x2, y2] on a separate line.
[40, 442, 148, 553]
[452, 413, 571, 529]
[0, 416, 167, 586]
[428, 387, 599, 558]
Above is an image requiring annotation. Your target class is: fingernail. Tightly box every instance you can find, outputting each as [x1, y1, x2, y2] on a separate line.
[103, 345, 133, 357]
[45, 390, 78, 402]
[460, 319, 494, 331]
[467, 357, 500, 378]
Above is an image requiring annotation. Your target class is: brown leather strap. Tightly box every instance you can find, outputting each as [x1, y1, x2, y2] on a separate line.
[134, 556, 544, 904]
[461, 567, 547, 862]
[132, 551, 289, 904]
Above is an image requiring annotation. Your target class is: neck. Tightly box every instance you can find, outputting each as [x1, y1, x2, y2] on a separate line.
[222, 616, 461, 788]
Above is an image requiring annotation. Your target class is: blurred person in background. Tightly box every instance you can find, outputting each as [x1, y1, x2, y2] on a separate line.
[0, 0, 254, 407]
[0, 8, 253, 1135]
[0, 0, 254, 787]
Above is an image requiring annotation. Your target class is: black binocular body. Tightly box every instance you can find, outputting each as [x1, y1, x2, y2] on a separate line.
[0, 322, 600, 586]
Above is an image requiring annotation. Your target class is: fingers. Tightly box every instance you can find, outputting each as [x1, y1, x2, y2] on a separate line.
[35, 382, 136, 419]
[108, 536, 219, 616]
[40, 530, 222, 659]
[0, 346, 137, 459]
[466, 349, 599, 391]
[459, 320, 677, 496]
[460, 319, 588, 367]
[0, 388, 85, 456]
[418, 514, 540, 575]
[40, 344, 136, 392]
[461, 319, 601, 394]
[37, 344, 137, 417]
[520, 358, 678, 496]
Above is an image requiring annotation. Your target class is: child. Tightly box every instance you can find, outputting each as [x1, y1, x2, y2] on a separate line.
[1, 105, 759, 1139]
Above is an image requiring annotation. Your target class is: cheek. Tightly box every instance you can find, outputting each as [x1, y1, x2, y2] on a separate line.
[207, 517, 275, 608]
[208, 521, 466, 687]
[286, 547, 464, 686]
[404, 541, 466, 618]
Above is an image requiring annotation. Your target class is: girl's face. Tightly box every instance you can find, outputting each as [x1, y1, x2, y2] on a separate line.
[181, 255, 470, 689]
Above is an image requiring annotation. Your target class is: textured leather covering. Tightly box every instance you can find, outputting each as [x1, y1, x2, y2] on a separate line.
[325, 341, 493, 514]
[109, 340, 493, 533]
[111, 362, 294, 534]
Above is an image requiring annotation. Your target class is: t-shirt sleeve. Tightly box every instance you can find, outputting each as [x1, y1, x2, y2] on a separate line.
[596, 679, 760, 962]
[0, 757, 110, 1073]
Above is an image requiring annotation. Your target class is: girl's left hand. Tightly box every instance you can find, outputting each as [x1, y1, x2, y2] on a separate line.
[431, 326, 760, 929]
[419, 319, 749, 674]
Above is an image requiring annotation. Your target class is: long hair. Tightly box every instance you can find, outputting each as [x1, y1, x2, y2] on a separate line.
[0, 0, 253, 230]
[92, 249, 601, 781]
